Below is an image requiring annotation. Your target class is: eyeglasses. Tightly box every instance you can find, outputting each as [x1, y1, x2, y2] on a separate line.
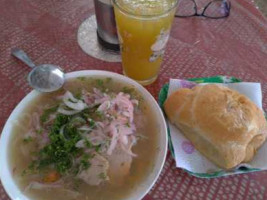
[175, 0, 231, 19]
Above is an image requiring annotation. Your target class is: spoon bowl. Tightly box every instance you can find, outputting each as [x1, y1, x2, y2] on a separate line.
[27, 64, 65, 92]
[11, 48, 65, 92]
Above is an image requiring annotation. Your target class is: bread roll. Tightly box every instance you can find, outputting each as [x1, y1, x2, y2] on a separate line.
[164, 84, 267, 169]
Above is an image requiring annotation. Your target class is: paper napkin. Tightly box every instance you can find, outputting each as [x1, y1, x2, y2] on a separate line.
[167, 79, 267, 174]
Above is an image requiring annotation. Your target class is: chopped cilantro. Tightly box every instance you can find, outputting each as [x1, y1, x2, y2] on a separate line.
[81, 108, 91, 119]
[122, 87, 135, 95]
[21, 170, 27, 176]
[95, 144, 101, 152]
[88, 119, 96, 128]
[32, 114, 82, 174]
[73, 179, 82, 190]
[75, 91, 82, 100]
[28, 161, 36, 170]
[84, 140, 93, 148]
[106, 77, 112, 83]
[30, 151, 38, 156]
[80, 154, 92, 170]
[77, 77, 86, 81]
[81, 160, 90, 170]
[69, 117, 86, 127]
[84, 140, 101, 152]
[98, 172, 106, 179]
[72, 166, 80, 175]
[40, 106, 58, 123]
[23, 136, 33, 143]
[82, 154, 90, 160]
[95, 111, 104, 120]
[36, 129, 43, 135]
[125, 122, 130, 127]
[96, 79, 104, 87]
[81, 107, 98, 120]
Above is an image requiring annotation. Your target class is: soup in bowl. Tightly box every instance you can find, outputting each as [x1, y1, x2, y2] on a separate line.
[0, 70, 167, 200]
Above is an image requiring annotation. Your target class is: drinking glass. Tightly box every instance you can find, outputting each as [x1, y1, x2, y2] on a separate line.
[113, 0, 178, 85]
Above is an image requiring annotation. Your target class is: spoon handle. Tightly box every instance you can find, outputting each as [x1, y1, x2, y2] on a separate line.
[11, 48, 36, 68]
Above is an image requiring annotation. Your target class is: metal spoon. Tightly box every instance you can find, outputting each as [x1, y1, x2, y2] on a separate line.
[11, 48, 65, 92]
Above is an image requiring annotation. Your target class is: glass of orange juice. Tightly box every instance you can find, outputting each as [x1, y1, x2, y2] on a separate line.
[113, 0, 178, 85]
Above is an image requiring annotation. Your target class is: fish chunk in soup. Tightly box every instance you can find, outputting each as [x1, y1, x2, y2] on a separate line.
[9, 77, 159, 200]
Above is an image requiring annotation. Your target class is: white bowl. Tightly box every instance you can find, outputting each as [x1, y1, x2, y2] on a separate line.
[0, 70, 168, 200]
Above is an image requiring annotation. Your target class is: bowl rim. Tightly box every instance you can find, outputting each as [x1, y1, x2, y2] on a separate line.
[0, 70, 168, 200]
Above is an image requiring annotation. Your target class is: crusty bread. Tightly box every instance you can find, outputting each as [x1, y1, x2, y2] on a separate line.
[164, 84, 267, 169]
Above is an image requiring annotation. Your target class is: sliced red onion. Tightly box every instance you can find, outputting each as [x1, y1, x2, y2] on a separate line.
[120, 143, 137, 157]
[78, 125, 93, 132]
[131, 99, 139, 106]
[76, 140, 85, 148]
[120, 135, 128, 145]
[62, 91, 87, 111]
[97, 101, 111, 112]
[63, 91, 78, 102]
[107, 131, 118, 155]
[59, 125, 65, 138]
[20, 145, 29, 157]
[122, 111, 130, 118]
[57, 107, 81, 115]
[32, 112, 41, 130]
[24, 181, 62, 191]
[63, 99, 87, 111]
[45, 114, 56, 124]
[24, 182, 80, 198]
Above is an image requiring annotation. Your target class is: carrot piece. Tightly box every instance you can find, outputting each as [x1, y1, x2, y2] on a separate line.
[43, 171, 60, 183]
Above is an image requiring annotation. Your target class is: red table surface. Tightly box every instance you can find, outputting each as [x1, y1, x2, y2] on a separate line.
[1, 0, 267, 199]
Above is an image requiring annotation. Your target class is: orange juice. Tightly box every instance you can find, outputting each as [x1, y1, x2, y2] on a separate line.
[113, 0, 177, 85]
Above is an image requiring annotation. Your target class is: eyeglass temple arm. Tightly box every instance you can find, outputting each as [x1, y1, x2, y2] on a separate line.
[191, 0, 198, 14]
[201, 0, 231, 18]
[175, 0, 198, 18]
